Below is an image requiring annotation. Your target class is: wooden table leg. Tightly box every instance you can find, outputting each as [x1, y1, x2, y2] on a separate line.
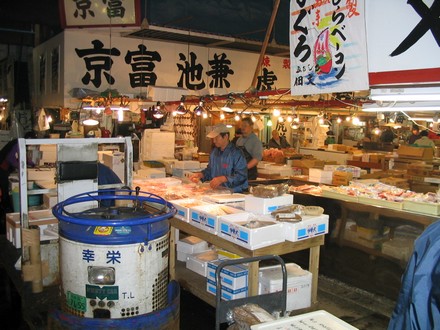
[248, 260, 260, 296]
[309, 245, 320, 306]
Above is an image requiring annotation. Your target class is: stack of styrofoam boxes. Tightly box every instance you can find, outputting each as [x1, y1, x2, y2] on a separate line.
[308, 168, 333, 184]
[267, 164, 294, 177]
[141, 129, 175, 161]
[259, 263, 312, 311]
[218, 213, 285, 250]
[172, 160, 201, 178]
[190, 204, 247, 234]
[176, 236, 209, 263]
[186, 250, 219, 277]
[206, 259, 248, 300]
[244, 194, 294, 215]
[283, 214, 329, 242]
[6, 209, 59, 248]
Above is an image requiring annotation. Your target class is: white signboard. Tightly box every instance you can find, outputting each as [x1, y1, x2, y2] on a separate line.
[289, 0, 369, 95]
[366, 0, 440, 85]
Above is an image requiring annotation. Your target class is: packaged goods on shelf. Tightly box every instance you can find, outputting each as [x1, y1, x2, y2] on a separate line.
[218, 213, 285, 250]
[186, 250, 218, 277]
[176, 236, 209, 262]
[206, 279, 248, 301]
[259, 263, 312, 311]
[190, 204, 247, 234]
[245, 194, 293, 215]
[282, 214, 329, 242]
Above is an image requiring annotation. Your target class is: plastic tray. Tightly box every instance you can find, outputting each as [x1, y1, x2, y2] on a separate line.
[357, 196, 403, 210]
[250, 310, 358, 329]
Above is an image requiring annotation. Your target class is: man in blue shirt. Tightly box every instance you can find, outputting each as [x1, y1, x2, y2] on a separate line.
[190, 123, 248, 193]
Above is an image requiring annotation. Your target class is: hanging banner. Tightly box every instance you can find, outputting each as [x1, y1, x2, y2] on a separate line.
[290, 0, 369, 95]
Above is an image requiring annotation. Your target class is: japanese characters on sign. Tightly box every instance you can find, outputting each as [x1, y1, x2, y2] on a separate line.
[289, 0, 369, 95]
[61, 0, 140, 27]
[34, 30, 292, 104]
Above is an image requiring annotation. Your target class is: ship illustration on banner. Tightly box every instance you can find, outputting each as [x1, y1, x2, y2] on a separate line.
[314, 28, 332, 75]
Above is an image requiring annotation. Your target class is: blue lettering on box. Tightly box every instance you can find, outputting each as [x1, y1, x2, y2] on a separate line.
[207, 217, 215, 228]
[240, 231, 249, 242]
[178, 210, 184, 216]
[268, 206, 277, 212]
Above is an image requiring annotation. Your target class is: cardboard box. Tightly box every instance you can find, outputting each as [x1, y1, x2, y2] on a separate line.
[218, 213, 285, 250]
[308, 168, 333, 184]
[244, 194, 293, 215]
[332, 171, 353, 186]
[259, 263, 312, 311]
[283, 214, 329, 242]
[6, 210, 59, 248]
[397, 145, 434, 160]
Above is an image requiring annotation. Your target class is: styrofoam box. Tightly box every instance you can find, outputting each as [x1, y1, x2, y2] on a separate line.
[186, 250, 218, 277]
[207, 279, 248, 301]
[27, 168, 56, 181]
[218, 213, 285, 250]
[250, 310, 358, 330]
[207, 259, 248, 290]
[245, 194, 293, 215]
[259, 263, 312, 311]
[170, 198, 212, 222]
[176, 236, 209, 262]
[283, 214, 329, 242]
[174, 160, 201, 170]
[134, 168, 166, 179]
[6, 209, 59, 248]
[190, 204, 246, 234]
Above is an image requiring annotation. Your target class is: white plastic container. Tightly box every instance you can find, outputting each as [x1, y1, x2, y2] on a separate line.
[282, 214, 329, 242]
[207, 259, 248, 290]
[259, 263, 312, 311]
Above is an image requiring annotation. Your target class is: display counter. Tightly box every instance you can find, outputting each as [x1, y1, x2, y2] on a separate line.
[169, 217, 325, 308]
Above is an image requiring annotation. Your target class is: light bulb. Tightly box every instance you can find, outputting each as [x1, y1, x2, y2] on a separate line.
[273, 109, 280, 117]
[337, 117, 342, 123]
[234, 114, 240, 121]
[287, 116, 293, 123]
[220, 112, 225, 120]
[267, 119, 273, 127]
[278, 116, 284, 122]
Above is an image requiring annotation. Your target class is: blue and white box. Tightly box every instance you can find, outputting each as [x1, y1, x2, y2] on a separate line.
[283, 214, 329, 242]
[190, 204, 245, 234]
[170, 198, 212, 222]
[207, 259, 248, 290]
[206, 279, 248, 301]
[218, 213, 285, 250]
[244, 194, 293, 215]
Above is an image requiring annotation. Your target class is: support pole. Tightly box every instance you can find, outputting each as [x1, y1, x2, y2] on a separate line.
[250, 0, 281, 89]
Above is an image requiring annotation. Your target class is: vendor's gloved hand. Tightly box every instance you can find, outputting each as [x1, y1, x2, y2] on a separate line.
[189, 172, 203, 183]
